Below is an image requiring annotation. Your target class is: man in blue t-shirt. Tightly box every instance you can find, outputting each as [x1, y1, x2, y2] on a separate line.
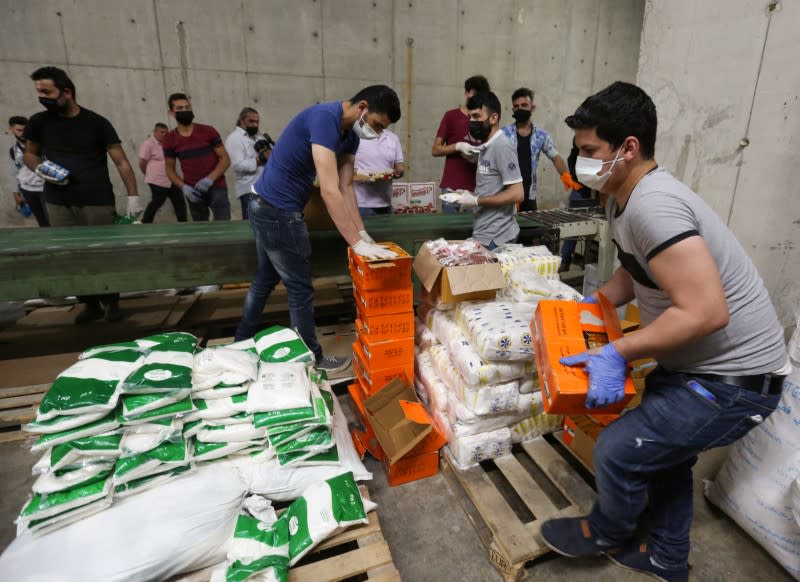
[235, 85, 401, 373]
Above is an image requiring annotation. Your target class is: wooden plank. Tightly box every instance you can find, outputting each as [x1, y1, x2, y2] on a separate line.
[290, 541, 394, 582]
[0, 393, 42, 410]
[445, 455, 535, 564]
[363, 568, 402, 581]
[521, 437, 595, 512]
[494, 454, 561, 521]
[0, 406, 36, 428]
[0, 430, 31, 443]
[0, 384, 49, 398]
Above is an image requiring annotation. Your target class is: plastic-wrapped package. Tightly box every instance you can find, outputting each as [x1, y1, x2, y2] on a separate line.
[425, 309, 463, 346]
[510, 413, 564, 443]
[415, 349, 449, 412]
[247, 362, 312, 413]
[428, 344, 466, 396]
[414, 316, 438, 350]
[548, 279, 583, 301]
[192, 347, 259, 391]
[422, 238, 497, 267]
[447, 330, 526, 387]
[494, 244, 561, 280]
[448, 391, 540, 439]
[447, 427, 512, 469]
[460, 381, 520, 416]
[456, 301, 536, 361]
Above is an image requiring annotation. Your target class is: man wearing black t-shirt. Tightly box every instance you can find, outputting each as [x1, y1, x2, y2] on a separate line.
[23, 66, 141, 323]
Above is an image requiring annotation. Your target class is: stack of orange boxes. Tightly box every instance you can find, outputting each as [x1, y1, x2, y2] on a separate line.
[347, 243, 415, 398]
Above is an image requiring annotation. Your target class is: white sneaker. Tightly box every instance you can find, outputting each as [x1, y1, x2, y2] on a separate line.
[316, 355, 351, 374]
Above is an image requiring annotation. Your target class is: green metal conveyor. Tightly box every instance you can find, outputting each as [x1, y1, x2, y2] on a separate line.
[0, 213, 555, 301]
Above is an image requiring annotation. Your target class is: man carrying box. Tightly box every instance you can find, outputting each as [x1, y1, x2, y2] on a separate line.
[539, 82, 789, 582]
[235, 85, 401, 374]
[452, 91, 524, 250]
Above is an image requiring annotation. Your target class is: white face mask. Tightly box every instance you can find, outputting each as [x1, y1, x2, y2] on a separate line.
[352, 113, 379, 140]
[575, 148, 623, 191]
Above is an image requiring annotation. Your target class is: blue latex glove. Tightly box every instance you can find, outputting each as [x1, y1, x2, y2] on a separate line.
[182, 184, 202, 204]
[193, 176, 214, 193]
[580, 295, 599, 304]
[560, 343, 627, 409]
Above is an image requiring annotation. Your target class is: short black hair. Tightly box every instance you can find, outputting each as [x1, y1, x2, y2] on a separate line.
[30, 66, 76, 99]
[466, 91, 502, 121]
[464, 75, 490, 94]
[237, 106, 258, 126]
[154, 122, 168, 130]
[8, 116, 27, 127]
[350, 85, 401, 124]
[168, 92, 190, 110]
[565, 81, 657, 159]
[511, 87, 534, 102]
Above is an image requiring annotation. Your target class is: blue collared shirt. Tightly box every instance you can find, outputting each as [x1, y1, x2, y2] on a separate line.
[500, 124, 558, 200]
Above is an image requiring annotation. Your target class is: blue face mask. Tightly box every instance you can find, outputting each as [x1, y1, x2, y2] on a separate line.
[39, 95, 65, 113]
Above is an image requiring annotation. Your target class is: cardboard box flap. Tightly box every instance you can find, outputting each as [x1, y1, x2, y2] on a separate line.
[443, 263, 505, 296]
[365, 377, 433, 464]
[412, 245, 443, 292]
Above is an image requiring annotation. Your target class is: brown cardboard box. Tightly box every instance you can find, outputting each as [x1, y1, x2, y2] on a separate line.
[562, 415, 605, 470]
[413, 242, 505, 304]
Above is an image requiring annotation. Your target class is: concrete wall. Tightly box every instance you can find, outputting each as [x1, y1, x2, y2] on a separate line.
[637, 0, 800, 330]
[0, 0, 643, 226]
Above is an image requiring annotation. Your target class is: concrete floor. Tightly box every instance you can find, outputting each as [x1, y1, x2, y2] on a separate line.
[0, 401, 794, 581]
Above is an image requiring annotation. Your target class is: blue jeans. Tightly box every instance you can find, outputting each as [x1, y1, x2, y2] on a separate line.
[589, 368, 780, 569]
[234, 196, 322, 360]
[358, 206, 391, 217]
[240, 194, 254, 220]
[187, 187, 231, 221]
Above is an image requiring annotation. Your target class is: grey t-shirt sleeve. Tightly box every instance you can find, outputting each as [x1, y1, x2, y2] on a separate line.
[629, 191, 700, 260]
[495, 140, 523, 185]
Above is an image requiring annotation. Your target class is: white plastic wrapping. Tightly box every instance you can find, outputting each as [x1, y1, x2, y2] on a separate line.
[447, 427, 513, 469]
[192, 347, 259, 391]
[456, 301, 536, 361]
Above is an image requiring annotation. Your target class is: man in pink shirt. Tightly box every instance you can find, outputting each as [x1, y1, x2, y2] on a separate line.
[137, 122, 187, 223]
[354, 128, 404, 216]
[432, 75, 490, 212]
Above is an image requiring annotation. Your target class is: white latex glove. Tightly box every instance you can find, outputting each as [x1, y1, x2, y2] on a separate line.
[194, 176, 214, 193]
[359, 230, 376, 244]
[455, 142, 479, 161]
[352, 240, 398, 260]
[458, 192, 479, 208]
[127, 196, 141, 216]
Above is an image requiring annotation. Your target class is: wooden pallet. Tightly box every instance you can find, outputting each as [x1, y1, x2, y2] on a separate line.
[0, 383, 46, 443]
[442, 436, 596, 582]
[175, 485, 400, 582]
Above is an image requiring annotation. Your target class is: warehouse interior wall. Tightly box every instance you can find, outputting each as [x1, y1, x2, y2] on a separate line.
[0, 0, 643, 225]
[636, 0, 800, 331]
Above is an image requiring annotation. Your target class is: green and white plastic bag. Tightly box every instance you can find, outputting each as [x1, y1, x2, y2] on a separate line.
[193, 382, 251, 400]
[196, 422, 267, 444]
[33, 433, 122, 474]
[117, 395, 194, 425]
[247, 362, 312, 413]
[285, 472, 369, 565]
[193, 347, 259, 391]
[79, 340, 143, 360]
[18, 472, 114, 526]
[203, 412, 254, 427]
[113, 464, 192, 498]
[33, 463, 114, 494]
[36, 350, 143, 421]
[25, 409, 108, 434]
[188, 394, 249, 421]
[272, 427, 334, 455]
[211, 509, 289, 582]
[121, 338, 196, 394]
[30, 414, 119, 452]
[120, 390, 191, 417]
[254, 326, 314, 364]
[18, 493, 113, 536]
[277, 443, 340, 468]
[120, 417, 184, 456]
[194, 440, 266, 463]
[113, 437, 191, 485]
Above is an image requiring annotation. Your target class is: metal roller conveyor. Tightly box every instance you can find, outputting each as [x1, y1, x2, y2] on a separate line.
[518, 209, 603, 238]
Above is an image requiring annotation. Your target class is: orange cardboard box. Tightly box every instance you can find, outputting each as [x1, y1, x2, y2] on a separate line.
[356, 307, 414, 340]
[353, 285, 413, 317]
[532, 297, 636, 415]
[383, 451, 440, 486]
[356, 321, 415, 369]
[348, 243, 412, 291]
[352, 341, 414, 396]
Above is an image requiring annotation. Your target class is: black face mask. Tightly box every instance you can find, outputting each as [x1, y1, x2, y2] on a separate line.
[175, 111, 194, 126]
[245, 125, 258, 136]
[512, 109, 532, 123]
[39, 95, 66, 113]
[469, 119, 492, 142]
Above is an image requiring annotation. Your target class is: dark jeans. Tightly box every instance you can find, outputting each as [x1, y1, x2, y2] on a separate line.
[46, 202, 119, 307]
[358, 206, 391, 218]
[187, 187, 231, 221]
[589, 368, 780, 569]
[234, 196, 322, 361]
[519, 198, 537, 212]
[143, 184, 187, 223]
[240, 194, 255, 220]
[20, 188, 49, 226]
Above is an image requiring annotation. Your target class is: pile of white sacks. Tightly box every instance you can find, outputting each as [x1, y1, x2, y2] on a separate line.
[414, 244, 578, 469]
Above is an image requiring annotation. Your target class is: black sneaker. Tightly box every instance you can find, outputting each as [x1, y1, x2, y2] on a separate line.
[539, 516, 619, 558]
[608, 543, 689, 582]
[316, 355, 351, 374]
[104, 302, 124, 323]
[75, 302, 104, 324]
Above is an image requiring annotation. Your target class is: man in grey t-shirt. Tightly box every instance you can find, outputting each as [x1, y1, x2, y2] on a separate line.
[539, 82, 789, 582]
[452, 91, 523, 248]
